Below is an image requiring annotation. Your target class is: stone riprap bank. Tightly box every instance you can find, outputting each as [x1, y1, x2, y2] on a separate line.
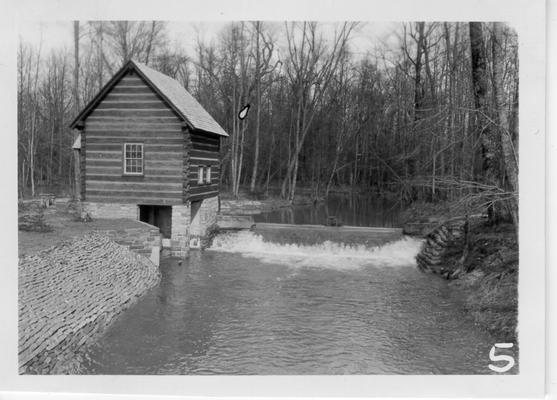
[98, 219, 162, 265]
[19, 234, 160, 374]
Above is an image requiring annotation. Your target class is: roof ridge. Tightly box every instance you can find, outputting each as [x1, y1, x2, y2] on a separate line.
[70, 59, 228, 137]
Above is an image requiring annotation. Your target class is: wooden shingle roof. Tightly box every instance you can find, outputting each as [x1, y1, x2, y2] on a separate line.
[70, 59, 228, 137]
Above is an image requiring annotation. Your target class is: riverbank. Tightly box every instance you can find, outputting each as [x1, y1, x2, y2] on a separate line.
[18, 199, 161, 258]
[19, 233, 160, 374]
[404, 200, 518, 343]
[18, 199, 163, 373]
[449, 222, 518, 342]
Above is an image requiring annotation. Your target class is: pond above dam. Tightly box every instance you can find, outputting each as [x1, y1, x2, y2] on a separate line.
[253, 193, 403, 227]
[80, 226, 497, 374]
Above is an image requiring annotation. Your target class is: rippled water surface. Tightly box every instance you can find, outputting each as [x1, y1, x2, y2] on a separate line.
[81, 232, 496, 374]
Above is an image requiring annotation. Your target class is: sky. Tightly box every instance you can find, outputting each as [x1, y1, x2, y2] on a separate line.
[18, 20, 400, 59]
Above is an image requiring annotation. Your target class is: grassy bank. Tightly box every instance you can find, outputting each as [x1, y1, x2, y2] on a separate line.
[404, 200, 518, 343]
[449, 222, 518, 342]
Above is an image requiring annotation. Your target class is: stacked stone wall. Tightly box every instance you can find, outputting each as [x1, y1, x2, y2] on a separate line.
[19, 234, 160, 374]
[416, 218, 467, 277]
[80, 199, 218, 255]
[82, 202, 137, 220]
[99, 221, 161, 261]
[190, 196, 218, 237]
[170, 204, 191, 257]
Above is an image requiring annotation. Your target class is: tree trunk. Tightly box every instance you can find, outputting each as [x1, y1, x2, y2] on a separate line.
[492, 22, 518, 228]
[250, 22, 262, 193]
[469, 22, 498, 181]
[469, 21, 500, 221]
[144, 21, 156, 65]
[413, 22, 425, 124]
[73, 21, 80, 113]
[73, 21, 80, 197]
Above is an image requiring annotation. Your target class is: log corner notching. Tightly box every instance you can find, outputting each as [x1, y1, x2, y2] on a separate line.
[18, 233, 161, 374]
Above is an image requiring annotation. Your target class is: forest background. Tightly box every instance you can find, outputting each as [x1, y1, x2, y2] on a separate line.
[17, 21, 518, 223]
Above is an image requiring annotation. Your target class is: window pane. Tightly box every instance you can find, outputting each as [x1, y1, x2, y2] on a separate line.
[205, 166, 211, 183]
[124, 143, 143, 174]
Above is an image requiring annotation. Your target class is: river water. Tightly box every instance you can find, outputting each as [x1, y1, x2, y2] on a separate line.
[254, 193, 403, 227]
[80, 197, 498, 374]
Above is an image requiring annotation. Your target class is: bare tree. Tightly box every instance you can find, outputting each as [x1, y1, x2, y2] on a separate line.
[249, 22, 280, 194]
[103, 21, 166, 65]
[17, 20, 518, 209]
[18, 42, 42, 197]
[73, 21, 80, 112]
[73, 21, 80, 195]
[281, 21, 357, 202]
[492, 22, 518, 227]
[469, 22, 504, 221]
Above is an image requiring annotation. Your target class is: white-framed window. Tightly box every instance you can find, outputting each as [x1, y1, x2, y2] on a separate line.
[124, 143, 144, 175]
[205, 166, 212, 184]
[197, 165, 213, 185]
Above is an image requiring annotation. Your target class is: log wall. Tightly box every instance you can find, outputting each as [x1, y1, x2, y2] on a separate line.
[82, 70, 184, 205]
[188, 131, 220, 202]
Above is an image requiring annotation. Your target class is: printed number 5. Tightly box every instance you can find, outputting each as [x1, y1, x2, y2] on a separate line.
[489, 343, 515, 373]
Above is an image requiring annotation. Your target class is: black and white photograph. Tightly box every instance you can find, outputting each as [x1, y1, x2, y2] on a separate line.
[0, 0, 550, 398]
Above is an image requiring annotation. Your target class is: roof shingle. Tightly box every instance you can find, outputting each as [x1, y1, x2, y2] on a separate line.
[133, 61, 228, 137]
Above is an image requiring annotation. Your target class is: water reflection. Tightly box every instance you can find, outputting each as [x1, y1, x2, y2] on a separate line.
[254, 193, 402, 227]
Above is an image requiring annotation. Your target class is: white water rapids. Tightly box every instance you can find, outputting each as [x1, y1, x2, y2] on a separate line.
[209, 231, 423, 269]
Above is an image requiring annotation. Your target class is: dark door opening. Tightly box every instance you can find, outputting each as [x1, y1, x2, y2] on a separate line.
[139, 205, 172, 239]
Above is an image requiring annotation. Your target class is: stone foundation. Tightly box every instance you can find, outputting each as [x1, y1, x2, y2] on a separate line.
[416, 218, 467, 278]
[98, 221, 162, 266]
[82, 202, 138, 220]
[81, 197, 219, 256]
[190, 196, 218, 237]
[170, 204, 191, 257]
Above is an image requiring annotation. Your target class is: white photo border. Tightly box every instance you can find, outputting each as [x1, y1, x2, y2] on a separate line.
[0, 0, 546, 397]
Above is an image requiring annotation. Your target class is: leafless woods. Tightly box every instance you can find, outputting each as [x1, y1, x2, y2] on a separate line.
[18, 21, 518, 223]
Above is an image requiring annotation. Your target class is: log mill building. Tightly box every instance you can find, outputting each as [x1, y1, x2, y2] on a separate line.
[70, 60, 228, 256]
